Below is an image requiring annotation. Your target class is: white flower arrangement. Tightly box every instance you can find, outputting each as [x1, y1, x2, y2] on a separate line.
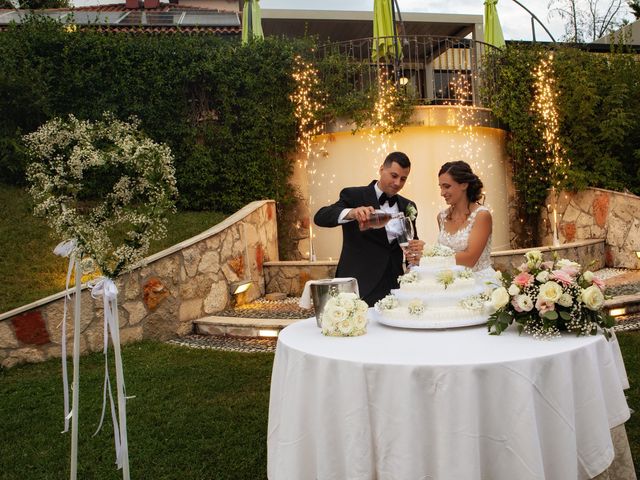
[422, 244, 455, 257]
[24, 113, 178, 278]
[459, 293, 488, 312]
[407, 299, 425, 316]
[398, 271, 419, 286]
[436, 269, 455, 288]
[458, 268, 474, 279]
[321, 291, 369, 337]
[487, 250, 614, 339]
[375, 294, 399, 311]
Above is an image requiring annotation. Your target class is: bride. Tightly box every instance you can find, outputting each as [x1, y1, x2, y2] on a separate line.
[436, 161, 497, 284]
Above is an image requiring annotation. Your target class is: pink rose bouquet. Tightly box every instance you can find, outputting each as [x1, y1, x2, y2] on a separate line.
[487, 250, 615, 339]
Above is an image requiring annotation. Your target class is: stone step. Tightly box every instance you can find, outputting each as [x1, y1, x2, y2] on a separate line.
[605, 293, 640, 318]
[193, 315, 308, 337]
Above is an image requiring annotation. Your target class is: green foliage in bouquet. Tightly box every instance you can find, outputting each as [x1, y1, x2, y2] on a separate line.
[487, 250, 615, 340]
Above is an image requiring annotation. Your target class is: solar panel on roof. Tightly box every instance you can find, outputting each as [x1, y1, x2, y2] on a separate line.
[69, 11, 127, 25]
[180, 12, 239, 27]
[145, 12, 182, 26]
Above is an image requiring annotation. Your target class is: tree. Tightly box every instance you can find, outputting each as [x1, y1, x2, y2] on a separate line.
[629, 0, 640, 19]
[548, 0, 629, 42]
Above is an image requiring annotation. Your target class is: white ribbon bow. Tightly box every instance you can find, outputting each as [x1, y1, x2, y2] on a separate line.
[53, 239, 78, 433]
[91, 277, 129, 470]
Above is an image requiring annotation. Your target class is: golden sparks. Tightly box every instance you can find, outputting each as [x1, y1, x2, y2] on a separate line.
[290, 55, 326, 162]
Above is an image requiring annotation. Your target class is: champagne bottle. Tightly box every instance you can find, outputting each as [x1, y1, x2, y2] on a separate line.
[359, 211, 404, 231]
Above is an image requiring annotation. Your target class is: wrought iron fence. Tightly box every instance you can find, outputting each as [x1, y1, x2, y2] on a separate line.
[315, 35, 500, 107]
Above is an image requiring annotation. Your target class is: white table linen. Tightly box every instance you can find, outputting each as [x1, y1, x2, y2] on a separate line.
[267, 316, 631, 480]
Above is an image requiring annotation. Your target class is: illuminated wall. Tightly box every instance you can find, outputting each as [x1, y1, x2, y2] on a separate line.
[293, 106, 510, 261]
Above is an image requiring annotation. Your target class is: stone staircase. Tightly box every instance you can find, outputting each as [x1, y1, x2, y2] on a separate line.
[191, 270, 640, 338]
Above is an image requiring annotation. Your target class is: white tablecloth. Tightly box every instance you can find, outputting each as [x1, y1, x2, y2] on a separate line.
[267, 316, 631, 480]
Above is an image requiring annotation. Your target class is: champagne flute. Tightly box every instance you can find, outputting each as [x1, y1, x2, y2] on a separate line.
[397, 217, 415, 258]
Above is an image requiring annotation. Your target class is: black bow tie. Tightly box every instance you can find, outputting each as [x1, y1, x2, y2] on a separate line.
[378, 192, 398, 207]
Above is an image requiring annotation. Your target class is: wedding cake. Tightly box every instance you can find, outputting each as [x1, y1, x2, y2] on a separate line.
[373, 245, 489, 326]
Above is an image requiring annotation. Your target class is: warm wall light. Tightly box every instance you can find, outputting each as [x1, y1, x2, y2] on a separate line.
[258, 329, 279, 337]
[609, 308, 626, 317]
[399, 76, 409, 86]
[230, 280, 252, 295]
[636, 251, 640, 259]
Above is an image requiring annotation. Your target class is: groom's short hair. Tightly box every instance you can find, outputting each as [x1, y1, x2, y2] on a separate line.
[383, 151, 411, 169]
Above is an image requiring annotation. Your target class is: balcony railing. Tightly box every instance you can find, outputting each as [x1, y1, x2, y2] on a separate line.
[315, 35, 500, 107]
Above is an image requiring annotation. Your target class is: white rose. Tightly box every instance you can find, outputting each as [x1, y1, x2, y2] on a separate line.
[490, 287, 510, 310]
[558, 293, 573, 308]
[337, 319, 354, 335]
[353, 312, 367, 330]
[356, 300, 369, 315]
[583, 271, 594, 283]
[581, 285, 604, 311]
[556, 258, 580, 270]
[538, 281, 563, 303]
[536, 271, 550, 283]
[515, 294, 534, 312]
[508, 284, 520, 296]
[495, 270, 503, 280]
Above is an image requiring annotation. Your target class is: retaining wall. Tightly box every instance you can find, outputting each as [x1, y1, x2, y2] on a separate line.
[0, 200, 278, 368]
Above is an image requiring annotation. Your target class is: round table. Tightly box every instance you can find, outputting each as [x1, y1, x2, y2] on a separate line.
[267, 316, 631, 480]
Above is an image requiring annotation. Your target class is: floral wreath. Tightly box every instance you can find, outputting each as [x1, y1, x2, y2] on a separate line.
[25, 113, 178, 278]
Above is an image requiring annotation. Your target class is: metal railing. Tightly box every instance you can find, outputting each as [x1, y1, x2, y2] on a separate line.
[315, 35, 500, 107]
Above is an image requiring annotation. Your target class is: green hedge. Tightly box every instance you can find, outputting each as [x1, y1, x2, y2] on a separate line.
[0, 17, 301, 212]
[483, 44, 640, 245]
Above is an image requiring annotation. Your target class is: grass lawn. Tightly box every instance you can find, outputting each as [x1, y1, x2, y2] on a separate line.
[1, 332, 639, 479]
[0, 341, 273, 480]
[0, 184, 226, 314]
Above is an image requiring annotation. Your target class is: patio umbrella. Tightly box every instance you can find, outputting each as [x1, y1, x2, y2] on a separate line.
[484, 0, 506, 48]
[242, 0, 264, 44]
[372, 0, 401, 62]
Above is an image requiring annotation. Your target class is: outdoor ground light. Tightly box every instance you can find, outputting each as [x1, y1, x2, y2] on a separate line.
[608, 307, 626, 317]
[635, 251, 640, 259]
[231, 280, 252, 295]
[230, 280, 253, 306]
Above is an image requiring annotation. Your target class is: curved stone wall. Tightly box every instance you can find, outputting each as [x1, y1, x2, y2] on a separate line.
[0, 200, 278, 368]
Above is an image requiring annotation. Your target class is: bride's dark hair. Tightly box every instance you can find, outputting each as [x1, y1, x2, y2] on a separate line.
[438, 161, 484, 203]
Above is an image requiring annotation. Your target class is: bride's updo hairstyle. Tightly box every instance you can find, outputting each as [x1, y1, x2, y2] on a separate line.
[438, 161, 484, 203]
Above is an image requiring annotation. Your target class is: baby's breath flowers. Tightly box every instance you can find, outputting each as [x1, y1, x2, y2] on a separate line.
[25, 113, 178, 278]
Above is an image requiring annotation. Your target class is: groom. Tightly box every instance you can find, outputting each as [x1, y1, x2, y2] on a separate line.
[314, 152, 424, 306]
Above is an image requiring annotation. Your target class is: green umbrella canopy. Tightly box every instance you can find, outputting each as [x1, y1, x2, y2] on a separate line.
[242, 0, 264, 44]
[372, 0, 402, 62]
[484, 0, 505, 48]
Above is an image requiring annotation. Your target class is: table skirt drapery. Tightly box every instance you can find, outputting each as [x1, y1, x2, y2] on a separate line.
[267, 317, 633, 480]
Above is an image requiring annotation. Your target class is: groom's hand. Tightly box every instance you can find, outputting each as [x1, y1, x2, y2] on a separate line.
[346, 206, 375, 226]
[406, 239, 425, 265]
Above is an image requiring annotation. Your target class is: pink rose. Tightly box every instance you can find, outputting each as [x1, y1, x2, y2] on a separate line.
[592, 276, 605, 291]
[560, 265, 580, 277]
[535, 296, 555, 315]
[550, 269, 574, 286]
[514, 272, 534, 288]
[511, 297, 523, 312]
[541, 261, 555, 270]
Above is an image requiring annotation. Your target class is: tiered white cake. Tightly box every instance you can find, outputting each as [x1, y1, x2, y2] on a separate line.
[373, 245, 489, 327]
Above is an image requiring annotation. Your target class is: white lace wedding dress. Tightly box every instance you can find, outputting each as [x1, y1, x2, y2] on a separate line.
[437, 205, 497, 286]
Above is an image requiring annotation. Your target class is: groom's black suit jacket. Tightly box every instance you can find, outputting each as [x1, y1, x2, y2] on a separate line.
[314, 180, 418, 305]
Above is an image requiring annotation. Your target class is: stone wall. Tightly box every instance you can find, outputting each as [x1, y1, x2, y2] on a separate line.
[264, 261, 337, 296]
[0, 200, 278, 368]
[540, 188, 640, 268]
[263, 239, 606, 296]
